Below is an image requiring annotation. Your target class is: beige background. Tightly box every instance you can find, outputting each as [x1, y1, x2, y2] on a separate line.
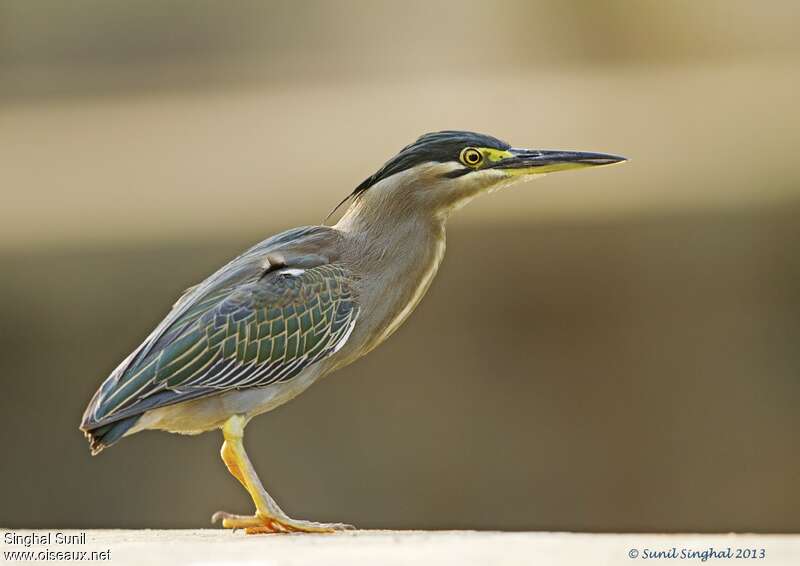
[1, 0, 799, 531]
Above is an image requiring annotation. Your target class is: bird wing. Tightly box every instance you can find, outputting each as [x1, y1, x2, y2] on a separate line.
[81, 227, 359, 431]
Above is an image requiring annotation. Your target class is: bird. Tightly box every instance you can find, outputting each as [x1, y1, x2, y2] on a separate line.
[80, 130, 625, 533]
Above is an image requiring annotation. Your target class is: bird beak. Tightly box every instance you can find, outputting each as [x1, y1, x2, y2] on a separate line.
[491, 148, 627, 176]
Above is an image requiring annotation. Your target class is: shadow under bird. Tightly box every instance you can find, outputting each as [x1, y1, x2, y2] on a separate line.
[80, 131, 625, 533]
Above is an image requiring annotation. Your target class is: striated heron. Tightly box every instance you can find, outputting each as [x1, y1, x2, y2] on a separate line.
[80, 130, 625, 533]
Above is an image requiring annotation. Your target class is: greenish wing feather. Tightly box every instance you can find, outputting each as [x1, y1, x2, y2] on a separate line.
[87, 263, 358, 426]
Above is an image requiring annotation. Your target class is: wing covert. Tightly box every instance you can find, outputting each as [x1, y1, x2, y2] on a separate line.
[84, 262, 359, 428]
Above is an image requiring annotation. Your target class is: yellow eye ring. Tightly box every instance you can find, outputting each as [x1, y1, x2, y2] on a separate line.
[460, 147, 484, 167]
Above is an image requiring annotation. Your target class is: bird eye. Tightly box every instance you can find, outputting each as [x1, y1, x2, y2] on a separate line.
[460, 147, 484, 167]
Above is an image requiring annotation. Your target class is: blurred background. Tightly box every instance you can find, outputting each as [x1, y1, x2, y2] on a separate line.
[1, 0, 799, 532]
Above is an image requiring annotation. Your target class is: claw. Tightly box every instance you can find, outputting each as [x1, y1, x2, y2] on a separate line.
[212, 510, 354, 534]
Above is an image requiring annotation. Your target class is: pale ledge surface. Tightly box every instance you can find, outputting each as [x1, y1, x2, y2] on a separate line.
[2, 530, 800, 565]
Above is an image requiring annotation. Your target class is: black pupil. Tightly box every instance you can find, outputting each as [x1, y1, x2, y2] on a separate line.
[467, 151, 479, 163]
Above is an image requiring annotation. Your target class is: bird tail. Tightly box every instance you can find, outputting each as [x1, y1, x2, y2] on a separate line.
[81, 415, 140, 455]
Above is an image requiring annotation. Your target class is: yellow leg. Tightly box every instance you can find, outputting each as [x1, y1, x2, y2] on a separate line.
[210, 415, 354, 534]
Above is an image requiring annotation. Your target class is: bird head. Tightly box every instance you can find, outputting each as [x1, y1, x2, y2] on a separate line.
[336, 130, 626, 222]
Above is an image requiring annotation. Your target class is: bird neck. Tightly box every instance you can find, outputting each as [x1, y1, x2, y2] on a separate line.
[332, 190, 448, 357]
[333, 191, 447, 263]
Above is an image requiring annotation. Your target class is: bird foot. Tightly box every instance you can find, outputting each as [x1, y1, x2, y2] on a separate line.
[211, 510, 355, 534]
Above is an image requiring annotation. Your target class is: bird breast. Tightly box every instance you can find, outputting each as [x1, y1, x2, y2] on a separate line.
[344, 229, 447, 361]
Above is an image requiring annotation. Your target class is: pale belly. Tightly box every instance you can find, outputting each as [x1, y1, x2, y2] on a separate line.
[129, 365, 326, 436]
